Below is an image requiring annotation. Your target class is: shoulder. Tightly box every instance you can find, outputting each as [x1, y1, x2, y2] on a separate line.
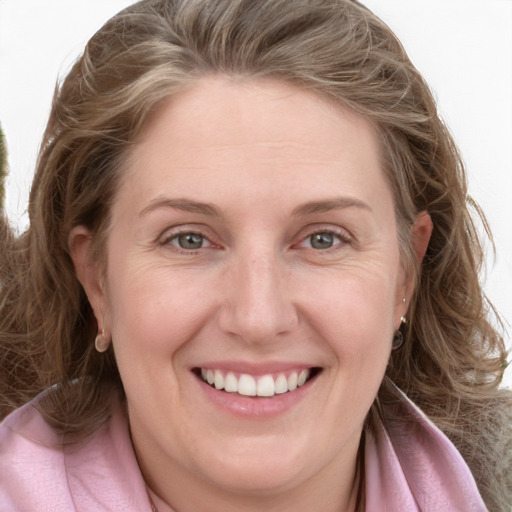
[0, 393, 74, 511]
[0, 389, 151, 511]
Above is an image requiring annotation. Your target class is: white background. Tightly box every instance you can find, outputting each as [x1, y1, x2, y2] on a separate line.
[1, 0, 511, 387]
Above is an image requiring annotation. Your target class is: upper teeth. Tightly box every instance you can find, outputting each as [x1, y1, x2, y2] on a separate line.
[200, 369, 311, 397]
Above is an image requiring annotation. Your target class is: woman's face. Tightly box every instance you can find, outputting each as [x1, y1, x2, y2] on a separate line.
[74, 77, 423, 505]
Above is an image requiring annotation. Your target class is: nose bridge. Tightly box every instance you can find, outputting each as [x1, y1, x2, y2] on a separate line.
[242, 251, 277, 311]
[219, 246, 297, 342]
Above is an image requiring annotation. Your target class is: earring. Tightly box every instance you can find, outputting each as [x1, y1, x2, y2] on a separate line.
[400, 298, 407, 326]
[392, 330, 404, 350]
[94, 329, 111, 353]
[392, 314, 407, 350]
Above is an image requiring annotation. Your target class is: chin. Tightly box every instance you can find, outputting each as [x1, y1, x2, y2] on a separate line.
[197, 438, 309, 494]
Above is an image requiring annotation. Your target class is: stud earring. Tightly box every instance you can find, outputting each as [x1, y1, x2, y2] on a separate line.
[94, 329, 111, 353]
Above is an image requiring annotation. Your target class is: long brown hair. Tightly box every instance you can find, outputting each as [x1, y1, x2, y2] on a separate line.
[1, 0, 510, 508]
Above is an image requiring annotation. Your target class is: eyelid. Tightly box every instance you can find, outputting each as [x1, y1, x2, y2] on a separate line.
[158, 224, 220, 252]
[170, 232, 212, 249]
[294, 224, 352, 249]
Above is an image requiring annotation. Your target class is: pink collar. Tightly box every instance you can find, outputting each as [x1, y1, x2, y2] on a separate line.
[365, 379, 487, 511]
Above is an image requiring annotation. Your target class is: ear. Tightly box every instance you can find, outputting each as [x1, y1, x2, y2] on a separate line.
[68, 226, 109, 331]
[411, 211, 433, 265]
[396, 211, 433, 325]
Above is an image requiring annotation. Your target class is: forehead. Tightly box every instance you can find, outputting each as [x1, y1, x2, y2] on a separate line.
[116, 76, 392, 218]
[135, 76, 381, 158]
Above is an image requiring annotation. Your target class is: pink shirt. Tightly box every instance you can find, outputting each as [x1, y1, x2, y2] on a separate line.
[0, 381, 487, 511]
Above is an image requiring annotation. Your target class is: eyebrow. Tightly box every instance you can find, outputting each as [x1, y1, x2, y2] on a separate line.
[292, 197, 372, 216]
[140, 197, 223, 217]
[140, 196, 371, 218]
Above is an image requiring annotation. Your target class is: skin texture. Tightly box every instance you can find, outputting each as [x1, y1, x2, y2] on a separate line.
[71, 77, 432, 512]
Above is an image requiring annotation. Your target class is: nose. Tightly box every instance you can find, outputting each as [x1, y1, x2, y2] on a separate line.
[217, 249, 299, 345]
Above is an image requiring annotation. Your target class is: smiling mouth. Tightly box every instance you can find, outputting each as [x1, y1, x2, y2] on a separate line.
[194, 367, 321, 398]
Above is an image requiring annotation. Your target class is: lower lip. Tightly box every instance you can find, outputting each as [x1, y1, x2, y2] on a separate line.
[196, 375, 314, 419]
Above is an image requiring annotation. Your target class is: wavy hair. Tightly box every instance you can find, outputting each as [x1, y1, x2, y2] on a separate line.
[0, 0, 510, 509]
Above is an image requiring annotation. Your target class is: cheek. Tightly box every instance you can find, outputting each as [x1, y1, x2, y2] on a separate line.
[300, 263, 398, 339]
[105, 260, 211, 358]
[297, 263, 398, 397]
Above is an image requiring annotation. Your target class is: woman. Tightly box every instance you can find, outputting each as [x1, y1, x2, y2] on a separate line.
[0, 0, 510, 510]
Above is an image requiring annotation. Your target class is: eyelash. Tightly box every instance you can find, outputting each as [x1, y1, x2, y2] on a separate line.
[160, 229, 215, 254]
[296, 227, 352, 251]
[159, 225, 352, 254]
